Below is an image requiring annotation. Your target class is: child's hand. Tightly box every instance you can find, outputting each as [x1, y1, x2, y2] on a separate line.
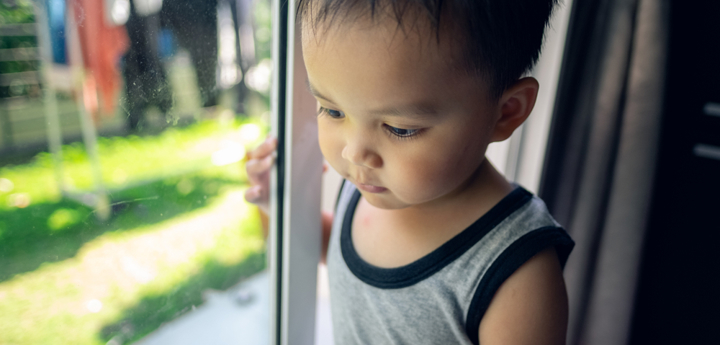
[244, 136, 277, 215]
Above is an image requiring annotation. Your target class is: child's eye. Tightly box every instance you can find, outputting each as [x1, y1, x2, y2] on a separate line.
[384, 125, 420, 139]
[318, 107, 344, 119]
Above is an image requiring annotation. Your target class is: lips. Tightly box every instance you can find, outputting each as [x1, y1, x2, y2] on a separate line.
[356, 182, 387, 193]
[347, 170, 387, 193]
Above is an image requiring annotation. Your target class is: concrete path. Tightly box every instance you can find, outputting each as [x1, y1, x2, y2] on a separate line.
[134, 271, 271, 345]
[135, 266, 333, 345]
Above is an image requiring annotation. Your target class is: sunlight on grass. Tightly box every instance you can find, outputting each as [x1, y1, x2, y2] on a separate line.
[0, 187, 265, 345]
[0, 119, 266, 208]
[0, 118, 270, 344]
[47, 208, 84, 231]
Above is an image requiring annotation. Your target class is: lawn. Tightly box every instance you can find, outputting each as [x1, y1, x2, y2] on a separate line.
[0, 118, 268, 344]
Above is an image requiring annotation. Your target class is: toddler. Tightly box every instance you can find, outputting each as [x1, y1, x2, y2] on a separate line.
[246, 0, 574, 343]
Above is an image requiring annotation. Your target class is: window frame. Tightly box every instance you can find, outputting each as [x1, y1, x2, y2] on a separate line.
[269, 0, 324, 344]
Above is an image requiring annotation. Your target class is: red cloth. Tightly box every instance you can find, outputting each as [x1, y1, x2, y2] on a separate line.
[71, 0, 129, 117]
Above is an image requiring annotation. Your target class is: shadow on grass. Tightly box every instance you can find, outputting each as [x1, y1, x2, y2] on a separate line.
[99, 251, 266, 344]
[0, 174, 243, 282]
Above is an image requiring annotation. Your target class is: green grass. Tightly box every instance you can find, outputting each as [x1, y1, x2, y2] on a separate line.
[0, 189, 266, 344]
[0, 119, 269, 344]
[0, 118, 266, 206]
[0, 171, 245, 281]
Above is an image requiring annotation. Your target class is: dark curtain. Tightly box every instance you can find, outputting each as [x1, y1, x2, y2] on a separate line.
[538, 0, 669, 344]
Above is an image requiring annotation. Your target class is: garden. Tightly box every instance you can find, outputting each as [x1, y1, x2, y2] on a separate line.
[0, 119, 268, 344]
[0, 0, 275, 342]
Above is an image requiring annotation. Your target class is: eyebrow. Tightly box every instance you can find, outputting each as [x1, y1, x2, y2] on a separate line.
[306, 81, 439, 118]
[306, 81, 332, 102]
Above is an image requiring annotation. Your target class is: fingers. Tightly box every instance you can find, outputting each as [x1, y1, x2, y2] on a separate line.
[246, 154, 275, 175]
[248, 136, 277, 160]
[246, 155, 274, 184]
[244, 184, 269, 214]
[245, 135, 276, 212]
[244, 185, 262, 203]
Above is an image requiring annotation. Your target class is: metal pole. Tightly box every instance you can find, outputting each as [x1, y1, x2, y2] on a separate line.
[66, 2, 110, 220]
[33, 0, 67, 194]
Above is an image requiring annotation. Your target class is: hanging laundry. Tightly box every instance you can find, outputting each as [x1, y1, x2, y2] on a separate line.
[70, 0, 129, 117]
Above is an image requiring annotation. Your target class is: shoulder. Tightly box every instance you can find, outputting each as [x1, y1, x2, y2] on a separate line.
[463, 191, 574, 345]
[478, 246, 568, 345]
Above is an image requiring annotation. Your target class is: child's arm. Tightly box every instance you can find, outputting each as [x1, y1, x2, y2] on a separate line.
[478, 247, 568, 345]
[321, 210, 333, 264]
[244, 136, 334, 262]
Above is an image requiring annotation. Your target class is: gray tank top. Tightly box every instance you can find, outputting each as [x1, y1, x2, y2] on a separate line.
[327, 181, 574, 345]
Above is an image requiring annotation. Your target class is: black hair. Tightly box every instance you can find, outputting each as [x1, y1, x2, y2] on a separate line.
[297, 0, 558, 99]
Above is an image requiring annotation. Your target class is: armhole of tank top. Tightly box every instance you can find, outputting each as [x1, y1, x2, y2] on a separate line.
[465, 226, 575, 345]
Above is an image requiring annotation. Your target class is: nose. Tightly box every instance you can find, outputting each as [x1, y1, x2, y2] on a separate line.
[342, 136, 382, 169]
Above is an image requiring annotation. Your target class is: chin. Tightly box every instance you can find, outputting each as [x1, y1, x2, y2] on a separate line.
[360, 192, 412, 210]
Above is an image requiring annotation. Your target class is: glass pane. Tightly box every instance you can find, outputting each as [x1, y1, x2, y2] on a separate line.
[0, 0, 272, 343]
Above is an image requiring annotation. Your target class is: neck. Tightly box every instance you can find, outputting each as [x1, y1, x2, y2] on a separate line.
[395, 157, 514, 225]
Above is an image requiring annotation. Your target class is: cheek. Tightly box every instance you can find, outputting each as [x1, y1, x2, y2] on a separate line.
[389, 136, 485, 199]
[318, 120, 343, 167]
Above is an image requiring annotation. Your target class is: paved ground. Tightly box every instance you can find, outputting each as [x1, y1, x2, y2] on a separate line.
[135, 263, 333, 345]
[134, 271, 271, 345]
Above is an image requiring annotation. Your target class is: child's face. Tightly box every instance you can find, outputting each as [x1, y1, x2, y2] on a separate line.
[303, 15, 502, 210]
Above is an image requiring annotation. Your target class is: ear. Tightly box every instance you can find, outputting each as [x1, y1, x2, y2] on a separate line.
[490, 77, 539, 142]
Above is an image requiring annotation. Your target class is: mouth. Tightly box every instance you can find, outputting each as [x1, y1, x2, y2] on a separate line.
[356, 182, 388, 193]
[346, 171, 388, 193]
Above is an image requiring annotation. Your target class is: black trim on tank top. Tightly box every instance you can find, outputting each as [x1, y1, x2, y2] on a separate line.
[334, 179, 347, 213]
[464, 226, 575, 345]
[341, 185, 534, 289]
